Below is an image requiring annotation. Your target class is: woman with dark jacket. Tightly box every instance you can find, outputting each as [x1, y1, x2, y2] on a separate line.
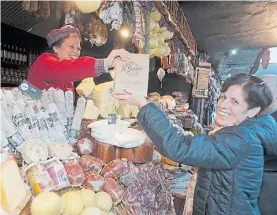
[28, 25, 129, 92]
[113, 73, 277, 215]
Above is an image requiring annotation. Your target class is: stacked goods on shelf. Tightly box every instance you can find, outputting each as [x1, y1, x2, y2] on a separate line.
[76, 78, 139, 120]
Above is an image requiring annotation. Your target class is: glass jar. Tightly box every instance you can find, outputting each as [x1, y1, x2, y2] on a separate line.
[44, 158, 70, 190]
[25, 162, 55, 195]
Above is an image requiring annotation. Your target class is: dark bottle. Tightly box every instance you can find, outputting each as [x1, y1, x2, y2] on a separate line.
[6, 44, 12, 62]
[15, 46, 20, 64]
[11, 45, 16, 63]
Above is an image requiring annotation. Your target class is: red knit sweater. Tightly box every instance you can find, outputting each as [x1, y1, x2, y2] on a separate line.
[28, 53, 106, 92]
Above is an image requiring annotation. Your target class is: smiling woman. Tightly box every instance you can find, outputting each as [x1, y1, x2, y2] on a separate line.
[216, 73, 272, 127]
[27, 25, 130, 95]
[112, 73, 277, 215]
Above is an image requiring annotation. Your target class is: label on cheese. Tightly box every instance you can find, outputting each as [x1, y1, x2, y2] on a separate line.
[108, 114, 117, 124]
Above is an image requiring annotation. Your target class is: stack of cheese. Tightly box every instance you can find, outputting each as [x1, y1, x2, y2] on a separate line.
[1, 153, 32, 215]
[88, 119, 146, 148]
[77, 79, 139, 119]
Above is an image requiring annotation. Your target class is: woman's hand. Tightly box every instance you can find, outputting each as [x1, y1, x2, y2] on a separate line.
[112, 90, 148, 109]
[106, 49, 130, 68]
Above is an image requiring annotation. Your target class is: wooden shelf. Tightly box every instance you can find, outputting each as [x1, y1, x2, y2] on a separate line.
[1, 82, 21, 87]
[1, 60, 28, 67]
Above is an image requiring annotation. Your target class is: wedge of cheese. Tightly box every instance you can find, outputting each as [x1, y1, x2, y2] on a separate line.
[0, 154, 32, 215]
[89, 81, 120, 118]
[83, 99, 100, 120]
[76, 77, 96, 97]
[117, 102, 132, 119]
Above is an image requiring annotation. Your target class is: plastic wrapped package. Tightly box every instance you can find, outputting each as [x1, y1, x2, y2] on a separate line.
[64, 158, 85, 186]
[44, 158, 70, 190]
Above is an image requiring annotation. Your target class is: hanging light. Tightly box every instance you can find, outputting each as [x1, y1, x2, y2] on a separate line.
[75, 0, 102, 14]
[119, 26, 130, 39]
[231, 49, 237, 55]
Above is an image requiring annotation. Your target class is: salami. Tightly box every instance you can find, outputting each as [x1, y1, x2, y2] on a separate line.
[103, 177, 125, 205]
[79, 155, 104, 173]
[76, 138, 95, 155]
[101, 159, 127, 179]
[83, 172, 104, 191]
[64, 159, 85, 186]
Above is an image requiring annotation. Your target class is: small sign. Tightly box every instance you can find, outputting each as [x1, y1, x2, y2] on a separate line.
[18, 80, 42, 100]
[108, 114, 117, 125]
[113, 53, 150, 98]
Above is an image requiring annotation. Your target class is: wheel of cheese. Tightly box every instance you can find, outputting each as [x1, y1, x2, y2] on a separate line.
[119, 139, 154, 163]
[94, 140, 117, 164]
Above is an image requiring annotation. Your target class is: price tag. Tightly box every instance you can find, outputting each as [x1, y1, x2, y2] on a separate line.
[18, 80, 42, 100]
[108, 114, 117, 124]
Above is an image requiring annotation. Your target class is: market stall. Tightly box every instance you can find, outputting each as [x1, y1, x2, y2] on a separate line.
[1, 1, 203, 215]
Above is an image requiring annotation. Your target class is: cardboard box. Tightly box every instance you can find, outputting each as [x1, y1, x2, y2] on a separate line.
[113, 54, 150, 97]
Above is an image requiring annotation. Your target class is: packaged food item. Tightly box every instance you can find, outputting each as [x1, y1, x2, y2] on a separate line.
[25, 162, 55, 195]
[79, 155, 104, 173]
[102, 177, 125, 205]
[83, 171, 104, 192]
[64, 158, 85, 186]
[101, 159, 127, 179]
[44, 158, 70, 190]
[76, 138, 95, 155]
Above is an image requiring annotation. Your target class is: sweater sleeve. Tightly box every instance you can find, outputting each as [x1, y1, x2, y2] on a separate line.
[30, 53, 107, 83]
[137, 103, 248, 170]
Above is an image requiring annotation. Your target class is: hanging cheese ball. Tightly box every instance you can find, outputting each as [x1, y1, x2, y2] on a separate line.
[150, 36, 159, 49]
[163, 43, 171, 56]
[162, 30, 174, 40]
[157, 34, 165, 44]
[154, 44, 166, 57]
[152, 22, 160, 33]
[75, 1, 102, 13]
[150, 19, 156, 31]
[150, 9, 162, 22]
[158, 26, 167, 33]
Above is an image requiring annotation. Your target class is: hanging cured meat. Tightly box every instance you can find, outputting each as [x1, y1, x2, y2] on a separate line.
[262, 48, 270, 69]
[35, 1, 50, 19]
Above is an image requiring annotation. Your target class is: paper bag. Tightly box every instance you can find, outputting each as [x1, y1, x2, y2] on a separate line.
[113, 54, 150, 97]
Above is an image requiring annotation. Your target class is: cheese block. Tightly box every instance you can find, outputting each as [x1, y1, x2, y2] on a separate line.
[1, 154, 32, 215]
[94, 140, 117, 164]
[119, 138, 154, 163]
[76, 78, 95, 97]
[83, 99, 100, 120]
[130, 105, 139, 118]
[89, 81, 120, 118]
[117, 103, 132, 119]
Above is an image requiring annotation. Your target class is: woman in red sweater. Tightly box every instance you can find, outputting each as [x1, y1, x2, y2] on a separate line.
[28, 25, 129, 92]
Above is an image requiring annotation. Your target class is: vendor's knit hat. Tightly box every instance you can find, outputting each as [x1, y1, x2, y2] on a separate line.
[46, 25, 81, 47]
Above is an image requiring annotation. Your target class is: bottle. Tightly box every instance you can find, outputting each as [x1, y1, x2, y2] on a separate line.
[3, 43, 7, 62]
[15, 46, 19, 64]
[11, 45, 16, 63]
[6, 44, 11, 62]
[19, 47, 23, 64]
[1, 42, 3, 61]
[22, 48, 27, 64]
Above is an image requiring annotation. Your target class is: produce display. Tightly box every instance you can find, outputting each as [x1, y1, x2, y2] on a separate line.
[1, 83, 197, 215]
